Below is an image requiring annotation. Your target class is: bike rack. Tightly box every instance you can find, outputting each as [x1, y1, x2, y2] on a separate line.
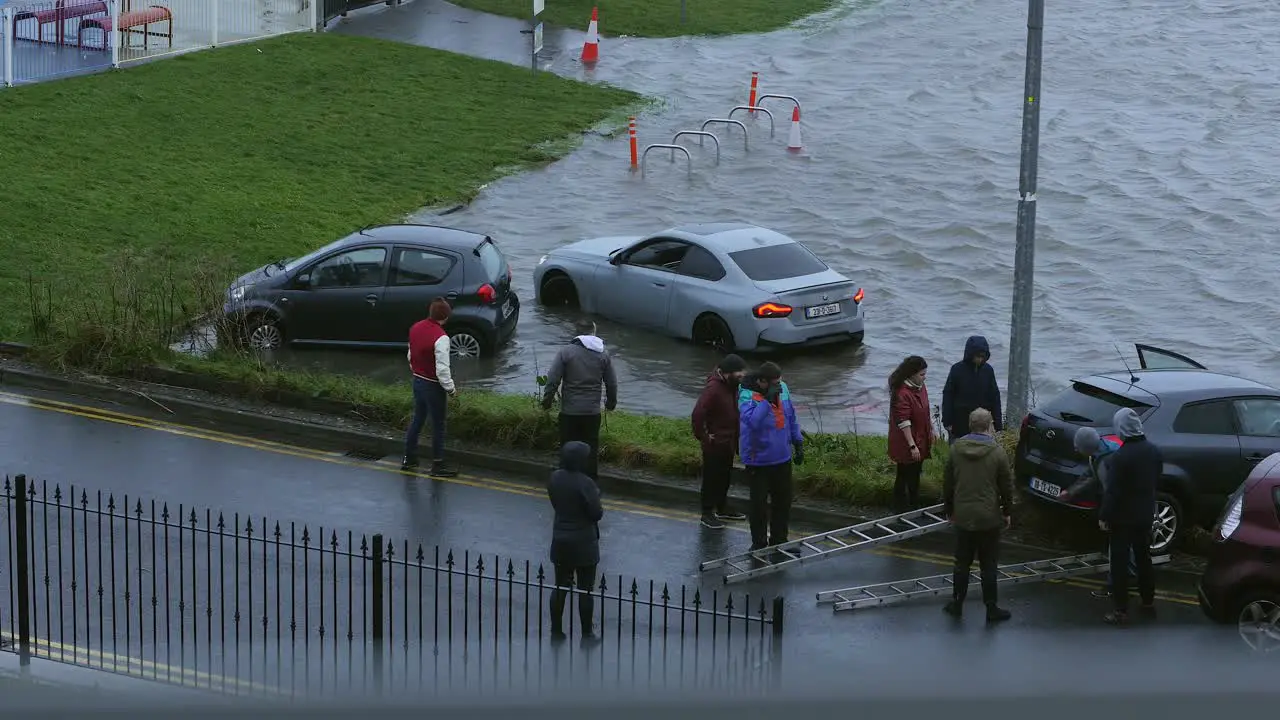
[728, 105, 775, 138]
[671, 131, 720, 164]
[700, 119, 749, 150]
[640, 144, 693, 178]
[757, 94, 802, 115]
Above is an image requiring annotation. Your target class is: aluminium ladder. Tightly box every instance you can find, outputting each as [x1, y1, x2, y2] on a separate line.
[699, 504, 951, 585]
[815, 552, 1173, 612]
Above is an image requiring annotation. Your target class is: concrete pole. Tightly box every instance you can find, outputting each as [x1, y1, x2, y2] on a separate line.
[1005, 0, 1044, 426]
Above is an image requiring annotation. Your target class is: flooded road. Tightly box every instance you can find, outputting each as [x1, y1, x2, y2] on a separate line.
[292, 0, 1280, 432]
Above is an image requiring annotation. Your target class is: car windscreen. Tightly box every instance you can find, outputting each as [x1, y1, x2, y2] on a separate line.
[476, 239, 508, 283]
[283, 238, 348, 273]
[1040, 382, 1154, 427]
[728, 242, 829, 282]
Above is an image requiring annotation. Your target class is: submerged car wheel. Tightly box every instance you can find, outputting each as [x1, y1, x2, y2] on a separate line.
[1149, 492, 1182, 555]
[1236, 592, 1280, 654]
[692, 314, 734, 351]
[540, 272, 579, 308]
[449, 329, 484, 359]
[245, 316, 284, 350]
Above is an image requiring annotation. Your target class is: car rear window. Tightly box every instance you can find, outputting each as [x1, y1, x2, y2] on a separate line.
[476, 239, 508, 282]
[728, 243, 829, 282]
[1039, 382, 1153, 427]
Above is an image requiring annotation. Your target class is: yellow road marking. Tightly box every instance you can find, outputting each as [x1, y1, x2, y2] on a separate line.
[0, 390, 1201, 606]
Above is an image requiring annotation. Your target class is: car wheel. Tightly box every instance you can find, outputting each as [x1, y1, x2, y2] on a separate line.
[1149, 491, 1183, 555]
[245, 315, 284, 351]
[540, 272, 579, 308]
[448, 328, 486, 359]
[692, 314, 735, 351]
[1234, 591, 1280, 654]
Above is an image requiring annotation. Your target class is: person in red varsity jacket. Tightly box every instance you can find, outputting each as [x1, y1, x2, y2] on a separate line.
[402, 298, 458, 476]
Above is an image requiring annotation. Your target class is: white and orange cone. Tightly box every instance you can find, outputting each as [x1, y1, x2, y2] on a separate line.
[786, 106, 803, 153]
[581, 7, 600, 64]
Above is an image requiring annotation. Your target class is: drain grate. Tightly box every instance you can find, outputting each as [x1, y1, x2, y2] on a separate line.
[344, 448, 386, 462]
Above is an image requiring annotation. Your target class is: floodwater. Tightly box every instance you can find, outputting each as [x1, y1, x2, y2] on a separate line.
[270, 0, 1280, 432]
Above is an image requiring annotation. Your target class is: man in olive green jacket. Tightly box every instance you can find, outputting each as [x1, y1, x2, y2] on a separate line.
[941, 408, 1013, 623]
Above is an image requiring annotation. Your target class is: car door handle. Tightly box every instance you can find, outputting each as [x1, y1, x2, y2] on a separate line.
[446, 291, 459, 299]
[365, 294, 379, 305]
[652, 282, 666, 288]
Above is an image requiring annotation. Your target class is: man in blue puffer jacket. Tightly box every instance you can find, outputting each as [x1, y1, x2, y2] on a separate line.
[738, 362, 804, 551]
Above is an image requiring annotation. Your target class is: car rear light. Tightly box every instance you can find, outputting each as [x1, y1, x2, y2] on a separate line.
[853, 288, 865, 304]
[753, 302, 792, 319]
[1215, 492, 1243, 540]
[477, 283, 496, 304]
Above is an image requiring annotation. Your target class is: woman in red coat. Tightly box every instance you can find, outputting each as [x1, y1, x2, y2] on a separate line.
[887, 356, 934, 513]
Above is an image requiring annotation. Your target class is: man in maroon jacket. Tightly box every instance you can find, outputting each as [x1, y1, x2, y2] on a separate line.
[691, 354, 748, 529]
[403, 298, 458, 477]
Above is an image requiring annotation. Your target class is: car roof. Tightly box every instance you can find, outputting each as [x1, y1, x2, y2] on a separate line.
[662, 223, 796, 252]
[1078, 369, 1280, 402]
[349, 224, 488, 250]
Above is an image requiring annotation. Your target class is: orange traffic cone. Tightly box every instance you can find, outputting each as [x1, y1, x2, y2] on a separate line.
[581, 7, 600, 64]
[786, 106, 803, 152]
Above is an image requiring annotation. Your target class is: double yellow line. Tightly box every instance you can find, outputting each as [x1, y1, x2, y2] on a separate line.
[0, 390, 1201, 607]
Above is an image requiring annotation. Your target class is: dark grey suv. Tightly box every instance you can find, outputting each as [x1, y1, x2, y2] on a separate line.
[1016, 344, 1280, 554]
[221, 224, 519, 358]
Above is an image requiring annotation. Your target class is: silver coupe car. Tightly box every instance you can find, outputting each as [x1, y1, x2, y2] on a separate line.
[532, 222, 866, 352]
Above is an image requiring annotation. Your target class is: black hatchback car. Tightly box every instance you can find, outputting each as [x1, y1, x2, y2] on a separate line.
[222, 224, 519, 358]
[1016, 344, 1280, 554]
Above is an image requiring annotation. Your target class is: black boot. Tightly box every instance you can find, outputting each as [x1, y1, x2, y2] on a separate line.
[985, 604, 1011, 623]
[430, 460, 457, 478]
[400, 456, 419, 471]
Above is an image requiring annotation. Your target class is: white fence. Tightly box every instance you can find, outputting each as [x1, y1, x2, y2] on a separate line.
[1, 0, 319, 87]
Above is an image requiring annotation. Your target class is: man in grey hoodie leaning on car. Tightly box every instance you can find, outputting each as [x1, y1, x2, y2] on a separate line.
[541, 319, 619, 481]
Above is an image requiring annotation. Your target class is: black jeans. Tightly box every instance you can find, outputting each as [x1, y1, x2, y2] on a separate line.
[893, 462, 923, 513]
[747, 462, 793, 548]
[404, 377, 447, 462]
[700, 445, 735, 514]
[952, 527, 1001, 606]
[558, 413, 602, 480]
[1108, 523, 1156, 612]
[550, 564, 597, 634]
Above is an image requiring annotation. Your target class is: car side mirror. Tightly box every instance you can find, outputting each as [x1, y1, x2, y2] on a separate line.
[293, 272, 312, 289]
[608, 253, 623, 266]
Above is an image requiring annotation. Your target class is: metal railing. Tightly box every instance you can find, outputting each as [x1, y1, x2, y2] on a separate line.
[640, 143, 692, 178]
[701, 118, 748, 149]
[1, 0, 318, 87]
[671, 130, 720, 164]
[0, 474, 783, 697]
[728, 105, 775, 137]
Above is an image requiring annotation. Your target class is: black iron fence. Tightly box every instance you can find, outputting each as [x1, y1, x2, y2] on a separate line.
[0, 475, 783, 698]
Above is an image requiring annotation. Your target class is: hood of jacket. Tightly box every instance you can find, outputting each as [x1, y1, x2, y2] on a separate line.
[706, 370, 737, 392]
[953, 433, 999, 459]
[963, 335, 991, 363]
[573, 335, 605, 353]
[559, 441, 592, 473]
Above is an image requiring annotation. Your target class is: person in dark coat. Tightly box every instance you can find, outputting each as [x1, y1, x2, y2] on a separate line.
[1099, 408, 1160, 625]
[887, 356, 934, 513]
[692, 354, 748, 529]
[1060, 427, 1136, 599]
[941, 336, 1003, 444]
[546, 441, 604, 643]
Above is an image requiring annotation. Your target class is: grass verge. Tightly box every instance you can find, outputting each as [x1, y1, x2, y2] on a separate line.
[182, 351, 949, 509]
[1, 31, 640, 347]
[447, 0, 840, 37]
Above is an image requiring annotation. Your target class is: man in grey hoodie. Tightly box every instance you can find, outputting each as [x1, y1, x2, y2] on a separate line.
[541, 319, 619, 481]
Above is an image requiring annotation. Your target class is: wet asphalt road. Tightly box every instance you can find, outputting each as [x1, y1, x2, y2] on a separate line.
[0, 386, 1274, 695]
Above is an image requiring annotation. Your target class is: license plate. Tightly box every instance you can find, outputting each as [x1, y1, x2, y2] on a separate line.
[1030, 477, 1062, 497]
[501, 299, 513, 318]
[805, 302, 842, 319]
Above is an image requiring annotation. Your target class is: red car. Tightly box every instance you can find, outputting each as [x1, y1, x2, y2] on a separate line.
[1198, 451, 1280, 653]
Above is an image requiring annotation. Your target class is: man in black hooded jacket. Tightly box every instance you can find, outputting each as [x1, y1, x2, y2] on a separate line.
[546, 440, 604, 644]
[941, 336, 1004, 443]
